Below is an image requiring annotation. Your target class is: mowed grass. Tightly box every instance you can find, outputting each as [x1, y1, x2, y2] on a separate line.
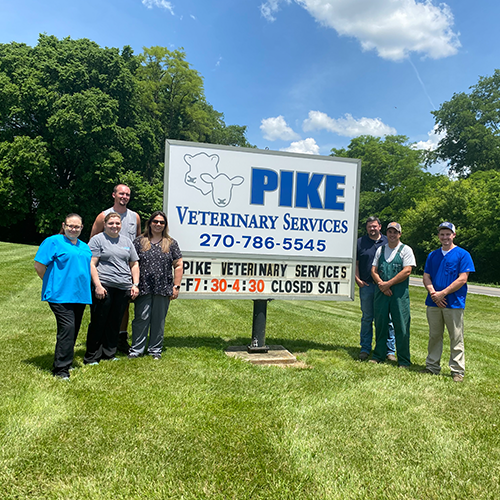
[0, 241, 499, 500]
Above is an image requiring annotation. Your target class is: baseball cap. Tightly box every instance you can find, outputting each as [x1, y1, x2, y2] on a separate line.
[438, 222, 456, 233]
[387, 222, 401, 233]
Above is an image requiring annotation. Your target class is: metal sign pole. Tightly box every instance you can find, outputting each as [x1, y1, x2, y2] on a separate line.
[247, 299, 269, 353]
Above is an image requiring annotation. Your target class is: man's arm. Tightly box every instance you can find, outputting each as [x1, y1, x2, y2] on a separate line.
[355, 260, 367, 287]
[90, 212, 105, 238]
[136, 213, 142, 237]
[373, 265, 412, 295]
[424, 271, 469, 307]
[371, 265, 393, 296]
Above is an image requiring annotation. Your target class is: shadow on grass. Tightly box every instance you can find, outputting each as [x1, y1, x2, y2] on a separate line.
[23, 339, 364, 373]
[23, 348, 87, 373]
[163, 336, 359, 359]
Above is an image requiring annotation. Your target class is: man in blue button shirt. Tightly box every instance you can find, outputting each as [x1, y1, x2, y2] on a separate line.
[355, 217, 396, 361]
[422, 222, 475, 382]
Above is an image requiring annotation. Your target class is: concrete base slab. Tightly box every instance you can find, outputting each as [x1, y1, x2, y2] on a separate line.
[225, 345, 297, 365]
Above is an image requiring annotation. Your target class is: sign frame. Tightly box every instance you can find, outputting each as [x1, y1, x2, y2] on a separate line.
[164, 140, 361, 301]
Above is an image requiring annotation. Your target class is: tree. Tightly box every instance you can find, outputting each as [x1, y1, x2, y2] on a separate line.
[0, 35, 159, 240]
[0, 36, 251, 243]
[432, 70, 500, 177]
[400, 171, 500, 283]
[331, 135, 436, 232]
[136, 46, 252, 161]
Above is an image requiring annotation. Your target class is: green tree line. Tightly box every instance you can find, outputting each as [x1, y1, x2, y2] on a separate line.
[1, 35, 499, 282]
[0, 35, 251, 242]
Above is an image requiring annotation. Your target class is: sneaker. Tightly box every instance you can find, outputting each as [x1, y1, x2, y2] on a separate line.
[151, 354, 161, 360]
[386, 354, 397, 362]
[452, 373, 464, 383]
[128, 353, 140, 359]
[368, 359, 380, 364]
[86, 361, 99, 366]
[109, 357, 120, 362]
[398, 365, 410, 370]
[54, 374, 70, 381]
[359, 352, 369, 361]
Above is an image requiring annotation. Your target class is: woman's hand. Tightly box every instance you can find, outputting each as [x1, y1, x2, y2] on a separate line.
[130, 284, 139, 300]
[171, 286, 180, 300]
[95, 285, 107, 300]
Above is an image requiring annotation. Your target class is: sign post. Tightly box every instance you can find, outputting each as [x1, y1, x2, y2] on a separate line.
[164, 140, 361, 353]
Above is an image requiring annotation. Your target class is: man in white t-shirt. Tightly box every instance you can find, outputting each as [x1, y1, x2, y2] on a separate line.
[370, 222, 416, 367]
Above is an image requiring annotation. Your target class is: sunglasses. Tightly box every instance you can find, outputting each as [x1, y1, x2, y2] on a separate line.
[151, 219, 166, 225]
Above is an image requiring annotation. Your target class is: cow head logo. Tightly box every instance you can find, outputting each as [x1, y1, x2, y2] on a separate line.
[183, 152, 244, 207]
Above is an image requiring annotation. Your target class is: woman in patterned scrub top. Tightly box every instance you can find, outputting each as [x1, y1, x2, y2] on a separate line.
[129, 211, 183, 360]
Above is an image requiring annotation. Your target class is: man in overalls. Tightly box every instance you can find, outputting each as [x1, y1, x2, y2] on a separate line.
[370, 222, 416, 368]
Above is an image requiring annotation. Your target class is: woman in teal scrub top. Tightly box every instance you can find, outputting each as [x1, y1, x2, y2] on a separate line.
[34, 214, 92, 379]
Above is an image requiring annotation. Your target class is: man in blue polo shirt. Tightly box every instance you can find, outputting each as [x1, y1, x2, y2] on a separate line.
[422, 222, 475, 382]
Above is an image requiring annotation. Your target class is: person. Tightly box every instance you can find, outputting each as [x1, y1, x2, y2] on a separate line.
[355, 216, 396, 361]
[84, 212, 140, 364]
[129, 211, 183, 360]
[370, 222, 416, 368]
[34, 214, 92, 379]
[421, 222, 475, 382]
[90, 183, 141, 353]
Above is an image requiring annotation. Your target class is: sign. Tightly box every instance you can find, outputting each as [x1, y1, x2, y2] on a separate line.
[164, 140, 360, 300]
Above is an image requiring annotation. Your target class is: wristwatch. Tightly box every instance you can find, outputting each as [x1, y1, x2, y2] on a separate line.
[174, 285, 181, 290]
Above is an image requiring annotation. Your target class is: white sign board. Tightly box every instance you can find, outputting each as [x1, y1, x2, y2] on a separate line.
[164, 140, 360, 300]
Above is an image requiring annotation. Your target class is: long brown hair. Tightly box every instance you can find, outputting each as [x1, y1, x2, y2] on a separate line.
[140, 211, 172, 253]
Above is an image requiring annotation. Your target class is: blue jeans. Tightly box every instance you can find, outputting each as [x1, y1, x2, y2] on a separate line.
[359, 284, 395, 355]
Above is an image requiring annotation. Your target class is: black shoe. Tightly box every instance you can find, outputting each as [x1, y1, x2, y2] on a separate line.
[359, 352, 369, 361]
[117, 331, 130, 354]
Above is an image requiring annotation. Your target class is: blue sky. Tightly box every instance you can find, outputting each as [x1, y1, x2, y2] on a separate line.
[1, 0, 498, 171]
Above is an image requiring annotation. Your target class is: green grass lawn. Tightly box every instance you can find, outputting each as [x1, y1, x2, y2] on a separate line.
[1, 241, 499, 499]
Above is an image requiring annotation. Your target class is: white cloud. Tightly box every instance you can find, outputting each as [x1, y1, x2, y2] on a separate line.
[413, 125, 444, 151]
[281, 138, 320, 154]
[142, 0, 174, 15]
[261, 116, 301, 141]
[303, 110, 396, 137]
[260, 0, 291, 22]
[261, 0, 460, 61]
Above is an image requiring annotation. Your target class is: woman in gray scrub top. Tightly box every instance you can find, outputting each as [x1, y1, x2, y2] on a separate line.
[84, 212, 140, 364]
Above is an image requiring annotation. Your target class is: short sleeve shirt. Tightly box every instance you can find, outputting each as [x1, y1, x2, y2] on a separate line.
[89, 233, 139, 290]
[373, 242, 416, 268]
[34, 234, 92, 304]
[133, 237, 182, 296]
[104, 207, 138, 241]
[424, 246, 475, 309]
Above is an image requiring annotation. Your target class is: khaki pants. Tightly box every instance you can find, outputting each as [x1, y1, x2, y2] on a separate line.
[426, 307, 465, 376]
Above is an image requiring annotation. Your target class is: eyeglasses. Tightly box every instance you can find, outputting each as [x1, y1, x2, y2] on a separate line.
[64, 225, 82, 230]
[151, 220, 166, 225]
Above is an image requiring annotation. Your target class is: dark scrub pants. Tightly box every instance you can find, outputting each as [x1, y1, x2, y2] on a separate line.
[49, 302, 86, 377]
[84, 287, 130, 364]
[373, 246, 411, 366]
